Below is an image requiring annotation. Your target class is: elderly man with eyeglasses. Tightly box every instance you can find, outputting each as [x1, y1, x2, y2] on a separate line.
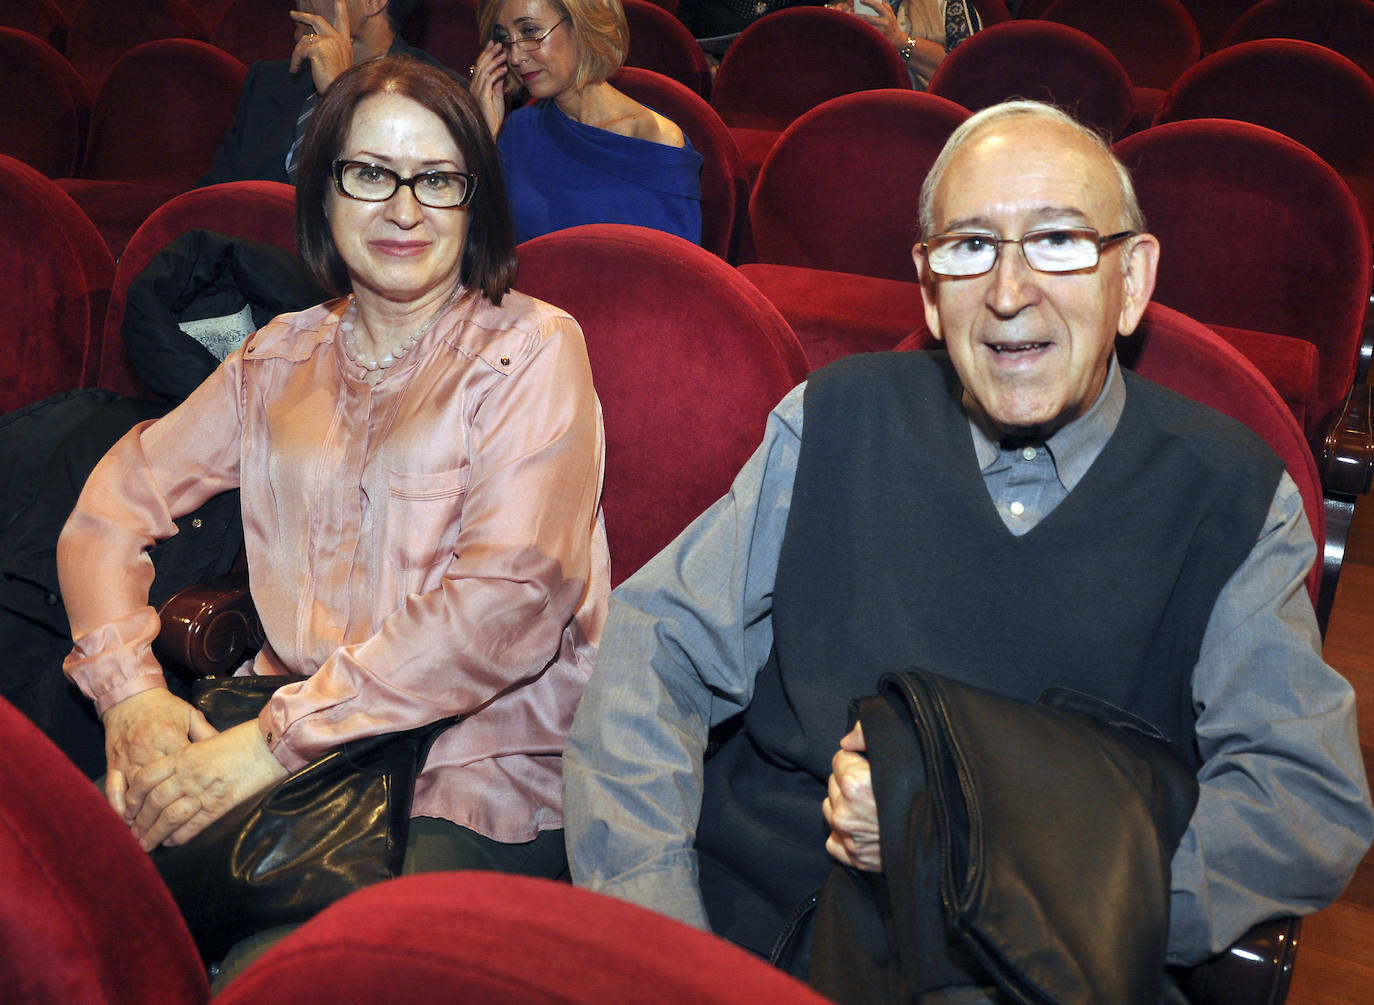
[563, 100, 1372, 1000]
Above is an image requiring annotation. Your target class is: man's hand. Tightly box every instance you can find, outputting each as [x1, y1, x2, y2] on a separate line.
[822, 721, 883, 871]
[101, 688, 217, 820]
[124, 721, 290, 851]
[290, 0, 357, 94]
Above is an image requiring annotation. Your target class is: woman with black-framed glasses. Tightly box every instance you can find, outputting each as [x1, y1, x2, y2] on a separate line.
[57, 54, 609, 981]
[470, 0, 703, 244]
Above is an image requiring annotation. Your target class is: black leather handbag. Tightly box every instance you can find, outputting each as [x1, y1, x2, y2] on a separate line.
[152, 674, 455, 963]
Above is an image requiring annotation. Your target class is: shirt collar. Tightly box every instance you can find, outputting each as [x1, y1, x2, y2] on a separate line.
[970, 354, 1125, 492]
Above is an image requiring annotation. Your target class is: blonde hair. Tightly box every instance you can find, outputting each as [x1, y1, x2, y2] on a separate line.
[479, 0, 628, 92]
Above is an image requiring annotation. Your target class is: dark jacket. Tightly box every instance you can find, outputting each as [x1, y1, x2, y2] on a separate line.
[806, 670, 1199, 1004]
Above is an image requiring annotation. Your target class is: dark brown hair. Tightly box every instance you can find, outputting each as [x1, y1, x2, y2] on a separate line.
[295, 55, 518, 304]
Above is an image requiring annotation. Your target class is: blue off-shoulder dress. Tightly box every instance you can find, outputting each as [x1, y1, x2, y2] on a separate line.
[498, 100, 704, 245]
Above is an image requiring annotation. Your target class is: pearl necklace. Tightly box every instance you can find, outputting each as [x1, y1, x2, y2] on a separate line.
[339, 283, 462, 372]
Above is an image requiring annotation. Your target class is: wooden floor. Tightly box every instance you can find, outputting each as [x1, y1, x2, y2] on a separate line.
[1286, 486, 1374, 1003]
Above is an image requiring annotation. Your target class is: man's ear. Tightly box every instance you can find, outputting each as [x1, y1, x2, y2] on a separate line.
[1116, 232, 1160, 337]
[912, 243, 944, 342]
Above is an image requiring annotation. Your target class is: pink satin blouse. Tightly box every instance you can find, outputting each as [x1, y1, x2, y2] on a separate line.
[58, 289, 610, 842]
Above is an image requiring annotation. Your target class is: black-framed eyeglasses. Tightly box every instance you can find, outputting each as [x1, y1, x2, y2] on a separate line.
[493, 16, 568, 53]
[332, 160, 477, 209]
[920, 227, 1137, 277]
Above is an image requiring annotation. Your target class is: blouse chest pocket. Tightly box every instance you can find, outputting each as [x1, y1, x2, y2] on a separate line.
[386, 467, 469, 571]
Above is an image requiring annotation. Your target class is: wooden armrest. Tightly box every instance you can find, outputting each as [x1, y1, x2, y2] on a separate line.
[1171, 917, 1300, 1005]
[153, 571, 263, 677]
[1320, 382, 1374, 498]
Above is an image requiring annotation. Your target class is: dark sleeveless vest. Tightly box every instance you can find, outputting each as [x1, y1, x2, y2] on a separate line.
[696, 351, 1284, 959]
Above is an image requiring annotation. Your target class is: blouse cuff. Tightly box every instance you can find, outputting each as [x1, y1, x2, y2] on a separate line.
[62, 606, 167, 717]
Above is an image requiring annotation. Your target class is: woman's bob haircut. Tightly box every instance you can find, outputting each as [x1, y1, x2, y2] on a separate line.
[479, 0, 628, 93]
[295, 55, 519, 304]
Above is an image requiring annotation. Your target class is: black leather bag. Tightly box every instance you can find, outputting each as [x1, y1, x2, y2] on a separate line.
[153, 674, 455, 962]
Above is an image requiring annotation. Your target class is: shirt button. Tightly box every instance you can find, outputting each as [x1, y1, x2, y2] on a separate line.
[1009, 501, 1025, 517]
[1021, 446, 1037, 461]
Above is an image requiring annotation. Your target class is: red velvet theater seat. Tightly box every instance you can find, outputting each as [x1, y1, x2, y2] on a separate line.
[406, 0, 483, 84]
[0, 154, 113, 414]
[611, 66, 749, 262]
[710, 6, 912, 183]
[1115, 118, 1370, 444]
[623, 0, 712, 98]
[213, 872, 831, 1004]
[0, 25, 89, 179]
[1152, 38, 1374, 235]
[57, 38, 248, 257]
[737, 88, 969, 369]
[63, 0, 207, 94]
[0, 696, 210, 1004]
[97, 179, 298, 398]
[927, 19, 1137, 140]
[1041, 0, 1201, 127]
[1222, 0, 1374, 79]
[1180, 0, 1266, 54]
[515, 224, 809, 584]
[210, 0, 297, 65]
[0, 0, 68, 50]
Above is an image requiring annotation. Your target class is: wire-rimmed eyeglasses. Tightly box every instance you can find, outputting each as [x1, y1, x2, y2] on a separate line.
[920, 227, 1137, 277]
[494, 16, 569, 53]
[332, 160, 477, 209]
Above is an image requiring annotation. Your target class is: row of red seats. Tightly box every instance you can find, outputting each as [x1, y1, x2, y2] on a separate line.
[8, 1, 1372, 259]
[0, 222, 1322, 1004]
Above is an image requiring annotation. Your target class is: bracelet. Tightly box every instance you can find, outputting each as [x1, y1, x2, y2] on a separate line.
[899, 36, 917, 62]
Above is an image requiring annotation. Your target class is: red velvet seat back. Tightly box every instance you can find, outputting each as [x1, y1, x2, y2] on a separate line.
[64, 0, 207, 93]
[407, 0, 482, 82]
[612, 66, 748, 262]
[1042, 0, 1201, 89]
[898, 301, 1324, 603]
[214, 873, 829, 1003]
[710, 7, 911, 131]
[749, 89, 968, 282]
[1180, 0, 1265, 53]
[1153, 38, 1374, 231]
[0, 155, 113, 413]
[971, 0, 1012, 24]
[1116, 118, 1370, 440]
[210, 0, 296, 65]
[515, 224, 808, 584]
[1222, 0, 1374, 79]
[927, 20, 1137, 140]
[0, 26, 88, 178]
[0, 0, 67, 50]
[97, 180, 298, 397]
[80, 38, 247, 186]
[624, 0, 712, 98]
[0, 696, 210, 1004]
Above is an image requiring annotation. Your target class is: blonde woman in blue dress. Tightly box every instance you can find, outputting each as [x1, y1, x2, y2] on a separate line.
[470, 0, 703, 244]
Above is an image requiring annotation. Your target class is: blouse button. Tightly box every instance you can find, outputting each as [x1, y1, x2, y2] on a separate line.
[1009, 501, 1025, 517]
[500, 355, 511, 366]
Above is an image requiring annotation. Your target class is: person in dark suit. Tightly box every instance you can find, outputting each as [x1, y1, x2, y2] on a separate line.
[199, 0, 440, 187]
